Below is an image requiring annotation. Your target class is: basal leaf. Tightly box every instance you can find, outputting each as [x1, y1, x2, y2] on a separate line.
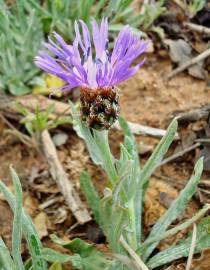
[147, 217, 210, 269]
[41, 248, 82, 268]
[142, 158, 203, 261]
[0, 180, 47, 270]
[50, 235, 112, 270]
[0, 237, 16, 270]
[139, 118, 178, 190]
[80, 171, 101, 226]
[10, 167, 24, 270]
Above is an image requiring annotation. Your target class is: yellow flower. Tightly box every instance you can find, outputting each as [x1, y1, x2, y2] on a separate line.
[33, 74, 64, 96]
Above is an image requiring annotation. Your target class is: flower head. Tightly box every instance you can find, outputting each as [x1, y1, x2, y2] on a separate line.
[35, 18, 147, 93]
[35, 18, 147, 129]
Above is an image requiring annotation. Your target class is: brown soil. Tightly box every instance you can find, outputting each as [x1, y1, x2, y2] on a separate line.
[120, 55, 209, 128]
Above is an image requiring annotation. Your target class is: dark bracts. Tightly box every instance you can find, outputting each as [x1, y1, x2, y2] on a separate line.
[80, 87, 120, 130]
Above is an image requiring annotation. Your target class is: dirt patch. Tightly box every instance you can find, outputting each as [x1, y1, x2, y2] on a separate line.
[120, 55, 209, 128]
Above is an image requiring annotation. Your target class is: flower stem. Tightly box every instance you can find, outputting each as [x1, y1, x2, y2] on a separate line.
[94, 130, 118, 185]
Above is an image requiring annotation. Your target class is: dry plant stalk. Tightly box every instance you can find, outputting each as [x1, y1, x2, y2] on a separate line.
[41, 129, 91, 224]
[183, 22, 210, 35]
[185, 224, 197, 270]
[167, 48, 210, 79]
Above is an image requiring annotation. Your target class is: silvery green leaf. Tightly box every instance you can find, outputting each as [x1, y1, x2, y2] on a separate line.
[0, 237, 16, 270]
[99, 194, 128, 254]
[41, 248, 82, 269]
[118, 117, 143, 246]
[109, 24, 147, 38]
[80, 171, 101, 226]
[118, 117, 140, 200]
[139, 118, 178, 189]
[105, 260, 124, 270]
[142, 158, 203, 261]
[50, 236, 112, 270]
[95, 0, 107, 17]
[0, 1, 43, 95]
[147, 217, 210, 269]
[104, 0, 122, 17]
[141, 204, 210, 250]
[93, 130, 118, 183]
[10, 167, 24, 270]
[0, 180, 47, 270]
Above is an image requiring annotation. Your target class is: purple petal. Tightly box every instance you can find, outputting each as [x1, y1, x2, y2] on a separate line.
[35, 18, 147, 91]
[92, 18, 108, 60]
[79, 20, 91, 51]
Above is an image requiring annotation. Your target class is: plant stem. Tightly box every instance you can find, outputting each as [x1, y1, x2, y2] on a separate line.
[95, 130, 118, 184]
[127, 199, 138, 251]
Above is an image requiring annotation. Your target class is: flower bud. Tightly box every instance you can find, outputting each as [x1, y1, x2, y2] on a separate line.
[80, 87, 119, 130]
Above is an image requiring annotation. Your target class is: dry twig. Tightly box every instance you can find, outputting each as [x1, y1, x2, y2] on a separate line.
[41, 129, 91, 224]
[186, 224, 197, 270]
[174, 104, 210, 123]
[112, 254, 138, 270]
[0, 113, 36, 148]
[167, 47, 210, 79]
[119, 235, 149, 270]
[114, 121, 179, 140]
[184, 22, 210, 35]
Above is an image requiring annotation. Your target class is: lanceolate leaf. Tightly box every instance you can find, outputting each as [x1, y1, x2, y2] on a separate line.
[11, 167, 24, 270]
[50, 235, 112, 270]
[0, 237, 16, 270]
[118, 117, 143, 247]
[141, 204, 210, 249]
[41, 248, 82, 268]
[139, 118, 178, 190]
[80, 171, 101, 226]
[142, 158, 203, 261]
[147, 217, 210, 269]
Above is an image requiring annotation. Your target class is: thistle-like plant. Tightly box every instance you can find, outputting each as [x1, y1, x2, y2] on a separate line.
[57, 104, 210, 270]
[1, 119, 210, 270]
[34, 18, 210, 270]
[1, 16, 210, 270]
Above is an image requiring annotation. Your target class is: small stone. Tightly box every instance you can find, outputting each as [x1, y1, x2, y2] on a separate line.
[52, 132, 68, 147]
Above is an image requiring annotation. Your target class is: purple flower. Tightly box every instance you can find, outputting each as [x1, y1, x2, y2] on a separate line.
[35, 18, 148, 93]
